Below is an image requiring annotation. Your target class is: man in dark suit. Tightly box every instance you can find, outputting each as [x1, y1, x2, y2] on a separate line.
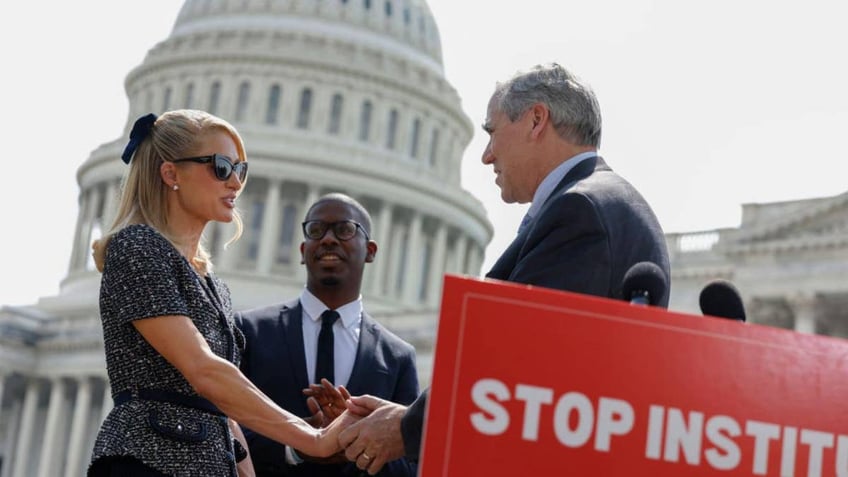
[337, 63, 671, 475]
[237, 193, 419, 476]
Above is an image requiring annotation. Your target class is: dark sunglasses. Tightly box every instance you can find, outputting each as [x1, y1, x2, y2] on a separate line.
[172, 153, 248, 182]
[302, 220, 370, 241]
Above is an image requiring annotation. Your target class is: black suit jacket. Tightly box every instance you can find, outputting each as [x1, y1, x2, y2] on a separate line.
[402, 157, 671, 461]
[236, 300, 419, 477]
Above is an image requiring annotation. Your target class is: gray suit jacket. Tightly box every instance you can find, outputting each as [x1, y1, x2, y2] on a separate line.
[236, 299, 419, 477]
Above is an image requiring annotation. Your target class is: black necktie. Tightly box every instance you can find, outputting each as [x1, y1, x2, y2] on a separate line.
[315, 310, 340, 384]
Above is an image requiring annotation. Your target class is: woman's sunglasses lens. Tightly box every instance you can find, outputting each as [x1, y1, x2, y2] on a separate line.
[235, 162, 247, 182]
[213, 155, 232, 181]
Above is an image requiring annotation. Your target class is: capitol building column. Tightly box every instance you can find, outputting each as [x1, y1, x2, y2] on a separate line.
[370, 202, 394, 297]
[402, 211, 424, 303]
[1, 398, 21, 477]
[11, 378, 40, 477]
[293, 185, 321, 282]
[68, 191, 89, 272]
[37, 377, 67, 477]
[256, 179, 282, 275]
[427, 221, 448, 307]
[452, 234, 469, 275]
[385, 219, 407, 298]
[64, 376, 94, 477]
[468, 244, 484, 278]
[790, 293, 818, 334]
[71, 188, 100, 271]
[102, 179, 121, 230]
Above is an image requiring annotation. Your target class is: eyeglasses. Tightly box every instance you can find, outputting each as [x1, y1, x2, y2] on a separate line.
[302, 220, 370, 241]
[172, 153, 248, 182]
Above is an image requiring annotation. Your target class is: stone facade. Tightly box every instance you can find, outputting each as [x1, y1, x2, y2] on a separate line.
[667, 191, 848, 337]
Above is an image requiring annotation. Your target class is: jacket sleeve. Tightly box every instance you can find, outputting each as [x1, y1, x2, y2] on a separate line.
[400, 389, 428, 461]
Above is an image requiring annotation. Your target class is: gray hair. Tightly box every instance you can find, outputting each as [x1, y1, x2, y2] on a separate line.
[493, 63, 602, 148]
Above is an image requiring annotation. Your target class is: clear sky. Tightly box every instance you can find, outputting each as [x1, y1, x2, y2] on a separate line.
[2, 0, 847, 307]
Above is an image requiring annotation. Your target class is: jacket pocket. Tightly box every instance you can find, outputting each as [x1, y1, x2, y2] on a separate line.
[147, 409, 209, 443]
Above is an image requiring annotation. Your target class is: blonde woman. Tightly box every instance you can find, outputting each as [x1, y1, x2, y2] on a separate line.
[88, 110, 355, 477]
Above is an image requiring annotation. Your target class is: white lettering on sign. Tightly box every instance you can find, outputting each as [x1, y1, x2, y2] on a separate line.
[646, 406, 848, 476]
[469, 379, 633, 453]
[468, 378, 848, 476]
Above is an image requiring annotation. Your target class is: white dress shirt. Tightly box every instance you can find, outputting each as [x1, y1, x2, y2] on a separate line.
[299, 287, 362, 387]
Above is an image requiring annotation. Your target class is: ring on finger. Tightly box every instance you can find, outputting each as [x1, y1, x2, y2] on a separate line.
[362, 452, 371, 461]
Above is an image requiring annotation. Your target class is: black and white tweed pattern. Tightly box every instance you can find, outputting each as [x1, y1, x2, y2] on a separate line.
[89, 224, 245, 476]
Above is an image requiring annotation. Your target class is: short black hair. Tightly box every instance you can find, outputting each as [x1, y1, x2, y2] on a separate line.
[305, 193, 373, 235]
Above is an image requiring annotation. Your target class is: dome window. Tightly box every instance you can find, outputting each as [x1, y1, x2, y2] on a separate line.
[236, 81, 251, 122]
[428, 128, 440, 166]
[358, 100, 373, 141]
[208, 81, 221, 115]
[162, 86, 172, 112]
[386, 109, 399, 149]
[184, 83, 195, 109]
[266, 84, 282, 125]
[297, 88, 313, 129]
[409, 117, 421, 158]
[328, 93, 344, 135]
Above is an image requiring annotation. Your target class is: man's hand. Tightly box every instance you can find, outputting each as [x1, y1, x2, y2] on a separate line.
[338, 395, 408, 475]
[302, 378, 351, 427]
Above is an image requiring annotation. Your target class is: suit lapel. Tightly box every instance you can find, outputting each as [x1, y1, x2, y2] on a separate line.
[345, 313, 379, 395]
[486, 230, 525, 280]
[279, 302, 310, 390]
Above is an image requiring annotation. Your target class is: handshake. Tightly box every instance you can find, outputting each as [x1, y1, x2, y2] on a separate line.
[298, 379, 411, 475]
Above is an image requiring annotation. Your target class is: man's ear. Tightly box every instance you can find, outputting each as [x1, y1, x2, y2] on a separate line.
[529, 103, 550, 139]
[299, 242, 306, 264]
[365, 240, 377, 263]
[160, 161, 178, 188]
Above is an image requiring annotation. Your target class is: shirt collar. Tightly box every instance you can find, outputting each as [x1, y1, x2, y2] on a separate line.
[299, 288, 363, 329]
[526, 151, 598, 220]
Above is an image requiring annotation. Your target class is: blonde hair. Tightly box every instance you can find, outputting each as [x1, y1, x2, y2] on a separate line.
[92, 109, 247, 273]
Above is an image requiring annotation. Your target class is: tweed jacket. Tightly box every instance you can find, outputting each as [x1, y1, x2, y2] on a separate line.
[89, 224, 246, 476]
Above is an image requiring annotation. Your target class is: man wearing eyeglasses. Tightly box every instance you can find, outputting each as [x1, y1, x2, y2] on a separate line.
[236, 193, 419, 477]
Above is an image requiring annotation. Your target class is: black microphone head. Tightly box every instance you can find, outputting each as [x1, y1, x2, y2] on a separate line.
[699, 280, 746, 322]
[621, 261, 668, 306]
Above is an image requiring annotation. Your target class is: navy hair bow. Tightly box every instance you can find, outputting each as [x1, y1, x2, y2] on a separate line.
[120, 113, 158, 164]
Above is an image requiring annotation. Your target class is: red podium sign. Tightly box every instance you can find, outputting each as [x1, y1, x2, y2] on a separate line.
[420, 275, 848, 476]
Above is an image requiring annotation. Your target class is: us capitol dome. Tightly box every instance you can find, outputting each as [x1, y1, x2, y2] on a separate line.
[0, 1, 492, 475]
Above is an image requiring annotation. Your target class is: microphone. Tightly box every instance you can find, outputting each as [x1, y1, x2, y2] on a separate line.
[621, 261, 668, 306]
[699, 280, 746, 322]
